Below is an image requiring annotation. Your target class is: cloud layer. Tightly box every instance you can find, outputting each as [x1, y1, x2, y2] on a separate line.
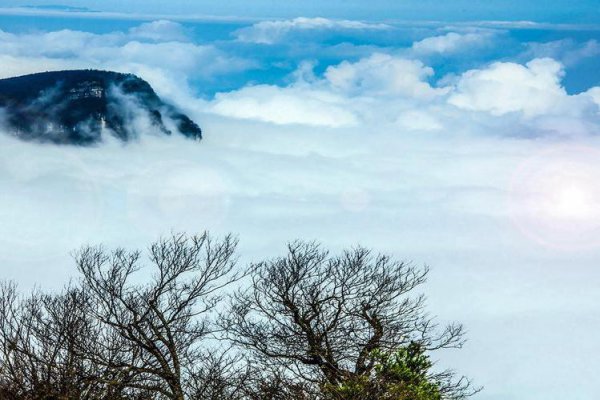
[234, 17, 391, 44]
[209, 53, 599, 138]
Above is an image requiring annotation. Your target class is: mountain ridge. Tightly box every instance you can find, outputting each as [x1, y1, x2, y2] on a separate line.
[0, 70, 202, 145]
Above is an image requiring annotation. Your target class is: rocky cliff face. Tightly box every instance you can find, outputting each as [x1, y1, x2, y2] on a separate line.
[0, 70, 202, 145]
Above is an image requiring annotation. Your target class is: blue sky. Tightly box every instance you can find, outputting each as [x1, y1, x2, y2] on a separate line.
[2, 0, 600, 22]
[0, 3, 599, 400]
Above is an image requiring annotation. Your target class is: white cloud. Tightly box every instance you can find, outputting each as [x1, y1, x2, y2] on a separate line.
[209, 54, 450, 127]
[465, 20, 599, 31]
[522, 39, 600, 66]
[234, 17, 390, 44]
[587, 87, 600, 109]
[209, 54, 600, 135]
[0, 54, 87, 79]
[209, 85, 358, 127]
[324, 53, 447, 98]
[411, 31, 495, 55]
[128, 20, 189, 42]
[448, 58, 568, 117]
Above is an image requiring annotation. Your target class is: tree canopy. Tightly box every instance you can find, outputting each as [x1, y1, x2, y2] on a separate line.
[0, 233, 479, 400]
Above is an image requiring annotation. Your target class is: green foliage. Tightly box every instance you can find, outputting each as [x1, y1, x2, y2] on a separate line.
[323, 343, 442, 400]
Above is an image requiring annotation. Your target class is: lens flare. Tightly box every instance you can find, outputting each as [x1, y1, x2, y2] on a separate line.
[545, 184, 592, 219]
[509, 145, 600, 250]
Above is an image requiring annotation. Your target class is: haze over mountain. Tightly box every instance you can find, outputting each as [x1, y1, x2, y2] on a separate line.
[0, 70, 202, 145]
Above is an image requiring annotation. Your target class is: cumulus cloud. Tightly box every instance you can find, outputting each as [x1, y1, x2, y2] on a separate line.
[324, 53, 447, 98]
[234, 17, 390, 44]
[208, 53, 599, 136]
[209, 53, 450, 127]
[448, 58, 568, 117]
[210, 85, 358, 127]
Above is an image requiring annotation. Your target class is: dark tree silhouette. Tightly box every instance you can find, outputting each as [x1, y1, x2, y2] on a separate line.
[75, 232, 241, 400]
[223, 241, 477, 399]
[0, 283, 112, 399]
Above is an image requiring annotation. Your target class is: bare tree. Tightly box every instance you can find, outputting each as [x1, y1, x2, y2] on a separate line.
[75, 232, 241, 400]
[0, 282, 112, 400]
[223, 241, 476, 399]
[0, 235, 478, 400]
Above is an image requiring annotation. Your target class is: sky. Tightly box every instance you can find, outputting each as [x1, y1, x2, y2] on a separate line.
[0, 3, 599, 400]
[1, 0, 600, 22]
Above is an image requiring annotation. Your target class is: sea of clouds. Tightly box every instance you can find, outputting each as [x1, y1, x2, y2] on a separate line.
[0, 17, 599, 399]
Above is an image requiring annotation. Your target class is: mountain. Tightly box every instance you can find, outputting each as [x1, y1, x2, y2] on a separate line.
[0, 70, 202, 145]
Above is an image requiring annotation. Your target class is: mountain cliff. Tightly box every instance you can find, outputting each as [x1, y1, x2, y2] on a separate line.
[0, 70, 202, 145]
